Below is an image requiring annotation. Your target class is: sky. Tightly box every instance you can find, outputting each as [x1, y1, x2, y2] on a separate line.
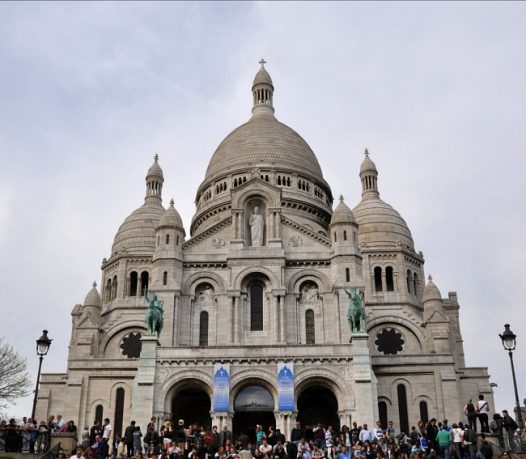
[1, 1, 525, 420]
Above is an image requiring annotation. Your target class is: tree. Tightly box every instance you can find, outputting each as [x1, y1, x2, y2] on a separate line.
[0, 337, 31, 407]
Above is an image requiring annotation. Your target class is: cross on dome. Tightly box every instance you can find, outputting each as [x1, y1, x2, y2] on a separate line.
[259, 58, 267, 68]
[364, 148, 369, 156]
[339, 195, 344, 202]
[92, 281, 97, 288]
[428, 275, 433, 282]
[154, 153, 159, 162]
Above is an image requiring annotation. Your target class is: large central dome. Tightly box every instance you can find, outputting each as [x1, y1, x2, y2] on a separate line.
[205, 115, 324, 182]
[201, 62, 325, 187]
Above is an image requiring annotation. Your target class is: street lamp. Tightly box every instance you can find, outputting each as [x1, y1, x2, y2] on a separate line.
[31, 330, 52, 420]
[499, 324, 524, 430]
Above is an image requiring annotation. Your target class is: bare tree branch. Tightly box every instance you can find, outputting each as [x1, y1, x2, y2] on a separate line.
[0, 337, 31, 406]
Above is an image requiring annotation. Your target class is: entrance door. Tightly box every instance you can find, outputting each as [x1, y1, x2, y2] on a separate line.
[172, 387, 211, 428]
[297, 386, 339, 433]
[233, 385, 275, 441]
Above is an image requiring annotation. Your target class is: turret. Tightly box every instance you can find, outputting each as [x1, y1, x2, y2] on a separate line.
[251, 59, 274, 117]
[153, 199, 185, 290]
[423, 276, 450, 353]
[145, 154, 164, 203]
[360, 148, 379, 200]
[330, 195, 363, 291]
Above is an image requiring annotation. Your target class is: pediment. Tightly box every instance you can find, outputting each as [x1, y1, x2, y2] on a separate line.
[425, 308, 449, 324]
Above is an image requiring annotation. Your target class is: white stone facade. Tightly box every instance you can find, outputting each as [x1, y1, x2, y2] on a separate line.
[37, 63, 493, 440]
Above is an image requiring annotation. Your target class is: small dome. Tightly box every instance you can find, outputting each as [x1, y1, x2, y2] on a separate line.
[360, 149, 377, 174]
[158, 199, 185, 232]
[423, 276, 442, 303]
[331, 195, 356, 225]
[353, 197, 414, 249]
[83, 282, 101, 308]
[253, 67, 273, 88]
[147, 154, 163, 179]
[111, 201, 165, 255]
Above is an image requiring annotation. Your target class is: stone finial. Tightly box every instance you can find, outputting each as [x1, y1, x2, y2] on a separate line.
[428, 275, 433, 282]
[154, 153, 159, 162]
[339, 194, 344, 202]
[364, 148, 369, 156]
[92, 281, 97, 288]
[170, 198, 175, 206]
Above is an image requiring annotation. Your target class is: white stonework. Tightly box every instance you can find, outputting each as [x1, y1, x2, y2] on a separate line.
[37, 63, 493, 440]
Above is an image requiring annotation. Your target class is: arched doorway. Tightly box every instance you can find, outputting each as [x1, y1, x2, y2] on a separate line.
[233, 385, 275, 441]
[172, 387, 211, 428]
[297, 386, 339, 435]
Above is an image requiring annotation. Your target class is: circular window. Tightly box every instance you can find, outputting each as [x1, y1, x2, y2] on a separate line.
[375, 328, 405, 355]
[120, 332, 142, 358]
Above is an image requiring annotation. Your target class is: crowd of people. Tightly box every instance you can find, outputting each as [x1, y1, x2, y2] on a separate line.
[1, 410, 524, 459]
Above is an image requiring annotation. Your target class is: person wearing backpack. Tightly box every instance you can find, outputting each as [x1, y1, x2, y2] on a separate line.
[501, 410, 518, 452]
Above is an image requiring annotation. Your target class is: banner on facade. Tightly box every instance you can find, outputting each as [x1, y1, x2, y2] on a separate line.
[277, 362, 294, 411]
[213, 363, 230, 412]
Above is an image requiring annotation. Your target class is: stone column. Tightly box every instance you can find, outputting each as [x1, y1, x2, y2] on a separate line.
[131, 335, 159, 422]
[279, 296, 286, 343]
[350, 333, 377, 427]
[233, 296, 240, 344]
[272, 295, 279, 343]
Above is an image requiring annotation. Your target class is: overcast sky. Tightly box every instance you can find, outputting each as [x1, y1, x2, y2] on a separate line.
[1, 2, 525, 419]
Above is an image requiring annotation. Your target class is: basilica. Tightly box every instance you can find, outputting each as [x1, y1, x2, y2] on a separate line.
[36, 63, 493, 440]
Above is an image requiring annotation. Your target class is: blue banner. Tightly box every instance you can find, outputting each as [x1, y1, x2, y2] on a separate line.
[277, 362, 294, 411]
[213, 363, 230, 412]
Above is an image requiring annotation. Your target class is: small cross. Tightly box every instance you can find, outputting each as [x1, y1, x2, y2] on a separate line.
[259, 58, 267, 68]
[364, 148, 369, 156]
[154, 153, 159, 162]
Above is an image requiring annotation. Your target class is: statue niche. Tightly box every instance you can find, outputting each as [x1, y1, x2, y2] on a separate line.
[246, 199, 266, 247]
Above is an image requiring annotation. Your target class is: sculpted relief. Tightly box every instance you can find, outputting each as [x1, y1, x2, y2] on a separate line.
[196, 284, 215, 308]
[299, 282, 319, 305]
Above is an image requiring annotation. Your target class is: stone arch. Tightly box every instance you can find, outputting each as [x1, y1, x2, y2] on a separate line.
[295, 373, 343, 429]
[287, 269, 331, 294]
[100, 321, 146, 356]
[378, 395, 394, 406]
[367, 316, 427, 353]
[87, 398, 106, 427]
[232, 185, 280, 209]
[160, 372, 214, 414]
[295, 369, 347, 409]
[229, 368, 278, 412]
[108, 381, 130, 406]
[233, 266, 280, 291]
[183, 271, 226, 296]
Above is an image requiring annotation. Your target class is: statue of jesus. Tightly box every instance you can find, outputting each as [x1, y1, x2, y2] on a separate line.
[249, 206, 265, 246]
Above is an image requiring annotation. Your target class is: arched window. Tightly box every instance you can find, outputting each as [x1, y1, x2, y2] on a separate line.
[406, 270, 412, 294]
[305, 309, 315, 344]
[378, 401, 388, 430]
[386, 267, 394, 292]
[176, 235, 179, 246]
[250, 282, 264, 331]
[129, 272, 138, 296]
[95, 405, 103, 426]
[114, 388, 125, 437]
[345, 268, 350, 283]
[334, 232, 337, 242]
[199, 311, 209, 346]
[105, 279, 112, 302]
[343, 230, 347, 241]
[166, 234, 170, 245]
[163, 271, 168, 286]
[140, 271, 149, 296]
[413, 273, 419, 296]
[374, 267, 383, 292]
[111, 275, 118, 300]
[397, 384, 409, 435]
[419, 401, 429, 423]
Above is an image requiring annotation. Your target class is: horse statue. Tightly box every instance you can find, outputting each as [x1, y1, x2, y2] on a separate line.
[144, 290, 164, 337]
[344, 287, 366, 333]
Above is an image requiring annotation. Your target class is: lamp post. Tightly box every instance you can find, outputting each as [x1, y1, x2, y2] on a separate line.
[499, 324, 524, 430]
[31, 330, 52, 420]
